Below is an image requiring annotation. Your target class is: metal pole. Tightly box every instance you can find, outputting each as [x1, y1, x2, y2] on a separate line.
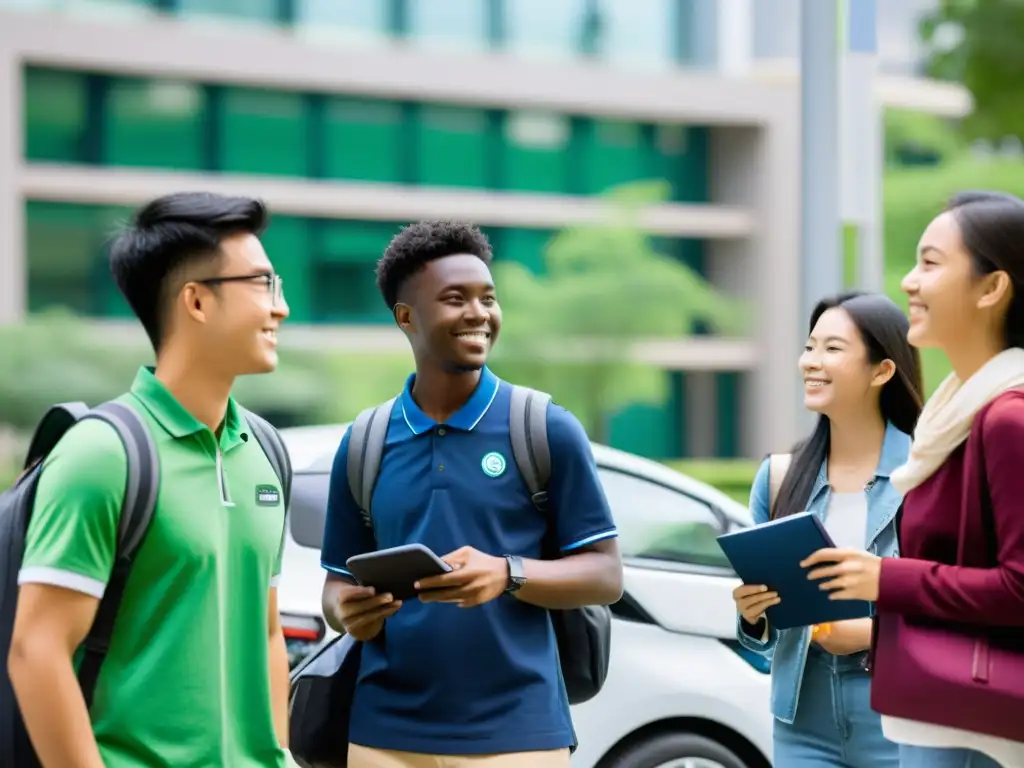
[840, 0, 883, 292]
[800, 0, 843, 324]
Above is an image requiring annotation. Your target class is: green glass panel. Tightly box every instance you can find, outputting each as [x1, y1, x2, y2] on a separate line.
[503, 0, 588, 59]
[319, 220, 398, 263]
[415, 106, 488, 188]
[577, 119, 646, 194]
[649, 124, 709, 202]
[502, 112, 570, 193]
[407, 0, 487, 48]
[607, 373, 678, 459]
[310, 220, 396, 323]
[178, 0, 277, 21]
[296, 0, 389, 38]
[218, 88, 307, 176]
[260, 215, 312, 323]
[499, 228, 552, 275]
[323, 98, 403, 183]
[26, 201, 130, 317]
[24, 68, 88, 163]
[105, 78, 205, 169]
[715, 371, 741, 458]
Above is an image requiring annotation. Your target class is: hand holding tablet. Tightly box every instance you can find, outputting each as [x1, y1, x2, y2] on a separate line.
[346, 543, 453, 601]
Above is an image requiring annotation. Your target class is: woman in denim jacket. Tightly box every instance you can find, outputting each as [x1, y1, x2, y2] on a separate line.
[732, 292, 924, 767]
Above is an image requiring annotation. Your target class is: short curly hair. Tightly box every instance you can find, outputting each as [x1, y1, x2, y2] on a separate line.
[376, 220, 493, 308]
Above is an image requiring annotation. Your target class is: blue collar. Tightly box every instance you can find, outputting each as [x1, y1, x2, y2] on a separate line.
[811, 420, 912, 495]
[400, 367, 501, 435]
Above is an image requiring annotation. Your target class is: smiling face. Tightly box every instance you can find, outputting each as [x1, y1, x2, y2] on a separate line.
[799, 306, 893, 417]
[395, 253, 501, 372]
[901, 210, 1008, 353]
[179, 232, 289, 375]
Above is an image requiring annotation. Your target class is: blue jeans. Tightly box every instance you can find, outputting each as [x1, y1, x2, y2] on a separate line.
[899, 744, 1004, 768]
[773, 646, 898, 767]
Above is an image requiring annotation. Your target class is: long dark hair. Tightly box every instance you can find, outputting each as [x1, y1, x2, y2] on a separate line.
[772, 291, 924, 519]
[947, 191, 1024, 350]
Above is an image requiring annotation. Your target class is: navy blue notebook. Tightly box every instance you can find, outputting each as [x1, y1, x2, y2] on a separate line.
[716, 512, 872, 630]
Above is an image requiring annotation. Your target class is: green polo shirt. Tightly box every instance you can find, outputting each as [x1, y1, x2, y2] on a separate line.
[19, 367, 288, 768]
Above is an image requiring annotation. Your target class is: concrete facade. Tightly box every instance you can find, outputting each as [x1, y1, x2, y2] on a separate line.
[0, 8, 802, 456]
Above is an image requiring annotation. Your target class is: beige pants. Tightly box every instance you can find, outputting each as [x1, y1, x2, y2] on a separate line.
[348, 743, 571, 767]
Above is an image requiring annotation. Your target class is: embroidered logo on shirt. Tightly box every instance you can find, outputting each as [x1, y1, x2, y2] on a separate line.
[481, 451, 507, 478]
[255, 485, 281, 506]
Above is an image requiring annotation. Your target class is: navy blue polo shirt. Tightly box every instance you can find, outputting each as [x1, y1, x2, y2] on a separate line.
[320, 367, 617, 755]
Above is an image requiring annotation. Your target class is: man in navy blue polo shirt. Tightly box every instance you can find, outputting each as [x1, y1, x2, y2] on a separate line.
[320, 220, 623, 767]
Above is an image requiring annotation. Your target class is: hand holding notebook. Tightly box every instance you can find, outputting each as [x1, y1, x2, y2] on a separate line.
[717, 512, 873, 630]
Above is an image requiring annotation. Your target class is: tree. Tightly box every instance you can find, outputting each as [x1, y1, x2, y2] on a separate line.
[920, 0, 1024, 140]
[0, 312, 337, 431]
[489, 180, 746, 442]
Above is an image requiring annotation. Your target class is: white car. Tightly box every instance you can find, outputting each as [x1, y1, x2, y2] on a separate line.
[277, 424, 773, 768]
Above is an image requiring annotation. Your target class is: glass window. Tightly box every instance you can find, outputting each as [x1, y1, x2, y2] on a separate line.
[310, 220, 397, 323]
[595, 0, 675, 69]
[503, 0, 589, 59]
[498, 228, 553, 274]
[294, 0, 389, 43]
[323, 98, 404, 183]
[407, 0, 487, 50]
[217, 88, 307, 176]
[260, 215, 312, 323]
[177, 0, 278, 22]
[650, 124, 709, 202]
[575, 119, 646, 194]
[502, 112, 570, 194]
[414, 106, 489, 188]
[24, 68, 88, 163]
[105, 77, 205, 169]
[26, 201, 131, 317]
[599, 468, 730, 568]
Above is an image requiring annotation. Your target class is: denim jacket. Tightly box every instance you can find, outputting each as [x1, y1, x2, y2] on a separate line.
[735, 421, 910, 724]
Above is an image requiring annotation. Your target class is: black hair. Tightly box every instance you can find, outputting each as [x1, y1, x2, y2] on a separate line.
[109, 191, 268, 350]
[772, 291, 924, 520]
[375, 220, 493, 309]
[946, 190, 1024, 350]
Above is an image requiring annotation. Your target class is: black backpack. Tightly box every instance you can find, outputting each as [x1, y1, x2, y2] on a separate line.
[0, 399, 290, 768]
[288, 386, 612, 768]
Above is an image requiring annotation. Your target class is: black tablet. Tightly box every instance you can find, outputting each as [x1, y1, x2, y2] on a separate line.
[345, 544, 453, 601]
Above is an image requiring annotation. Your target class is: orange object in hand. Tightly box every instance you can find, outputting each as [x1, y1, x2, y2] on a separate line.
[812, 623, 832, 639]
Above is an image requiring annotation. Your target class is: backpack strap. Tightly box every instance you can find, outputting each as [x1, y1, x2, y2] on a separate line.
[241, 408, 292, 507]
[509, 385, 552, 512]
[346, 398, 397, 525]
[76, 401, 160, 709]
[768, 452, 792, 518]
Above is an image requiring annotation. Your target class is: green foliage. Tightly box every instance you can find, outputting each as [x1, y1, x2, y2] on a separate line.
[0, 312, 345, 430]
[884, 108, 965, 167]
[490, 180, 747, 440]
[920, 1, 1024, 139]
[665, 458, 759, 504]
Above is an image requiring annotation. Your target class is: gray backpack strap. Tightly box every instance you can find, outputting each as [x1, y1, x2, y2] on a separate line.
[509, 385, 552, 511]
[346, 398, 396, 521]
[241, 407, 292, 507]
[77, 400, 160, 709]
[768, 452, 792, 518]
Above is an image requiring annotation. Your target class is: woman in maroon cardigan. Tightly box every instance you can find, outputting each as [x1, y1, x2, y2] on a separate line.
[802, 191, 1024, 768]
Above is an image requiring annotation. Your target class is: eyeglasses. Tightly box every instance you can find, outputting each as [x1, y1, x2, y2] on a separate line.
[197, 272, 285, 307]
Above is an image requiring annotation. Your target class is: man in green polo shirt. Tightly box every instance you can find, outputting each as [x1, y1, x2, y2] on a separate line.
[8, 192, 292, 767]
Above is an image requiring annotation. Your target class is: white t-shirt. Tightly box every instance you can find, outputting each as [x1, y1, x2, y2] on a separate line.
[882, 717, 1024, 767]
[824, 491, 869, 550]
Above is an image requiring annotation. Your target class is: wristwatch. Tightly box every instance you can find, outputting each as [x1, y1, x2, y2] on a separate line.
[503, 555, 526, 594]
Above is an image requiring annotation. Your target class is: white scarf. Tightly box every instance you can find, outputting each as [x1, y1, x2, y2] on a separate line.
[891, 347, 1024, 495]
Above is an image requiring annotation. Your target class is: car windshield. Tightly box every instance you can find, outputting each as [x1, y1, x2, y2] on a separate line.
[597, 468, 733, 570]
